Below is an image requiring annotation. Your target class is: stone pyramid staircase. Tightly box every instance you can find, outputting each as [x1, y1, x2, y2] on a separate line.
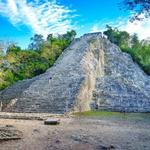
[0, 33, 150, 113]
[92, 39, 150, 112]
[0, 33, 104, 113]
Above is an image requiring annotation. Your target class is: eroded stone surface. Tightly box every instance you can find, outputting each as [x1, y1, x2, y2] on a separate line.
[0, 32, 150, 113]
[0, 33, 103, 113]
[93, 38, 150, 112]
[0, 126, 23, 141]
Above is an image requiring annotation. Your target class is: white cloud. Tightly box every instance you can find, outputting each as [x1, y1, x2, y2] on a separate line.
[8, 0, 18, 15]
[91, 25, 100, 33]
[91, 16, 150, 40]
[0, 0, 75, 38]
[120, 18, 150, 40]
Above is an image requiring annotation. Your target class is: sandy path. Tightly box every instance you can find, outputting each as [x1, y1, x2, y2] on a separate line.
[0, 117, 150, 150]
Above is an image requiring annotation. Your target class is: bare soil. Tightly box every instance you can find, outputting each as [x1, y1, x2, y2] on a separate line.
[0, 115, 150, 150]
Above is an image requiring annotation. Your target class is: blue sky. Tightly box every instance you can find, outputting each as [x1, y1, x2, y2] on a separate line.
[0, 0, 150, 48]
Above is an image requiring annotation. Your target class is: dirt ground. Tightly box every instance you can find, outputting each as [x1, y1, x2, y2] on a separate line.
[0, 115, 150, 150]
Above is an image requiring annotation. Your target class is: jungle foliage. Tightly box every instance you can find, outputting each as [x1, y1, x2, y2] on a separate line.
[104, 25, 150, 75]
[0, 30, 76, 90]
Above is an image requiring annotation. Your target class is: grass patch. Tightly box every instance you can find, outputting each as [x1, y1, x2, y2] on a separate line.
[74, 111, 122, 117]
[74, 111, 150, 121]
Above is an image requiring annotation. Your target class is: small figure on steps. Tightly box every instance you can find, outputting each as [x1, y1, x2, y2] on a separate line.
[49, 76, 52, 84]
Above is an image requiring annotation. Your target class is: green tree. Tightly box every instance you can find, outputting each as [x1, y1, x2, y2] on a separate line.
[28, 34, 44, 51]
[61, 30, 77, 44]
[104, 26, 150, 75]
[40, 30, 76, 65]
[131, 34, 140, 48]
[0, 31, 76, 90]
[6, 45, 21, 54]
[121, 0, 150, 21]
[104, 25, 130, 49]
[0, 49, 4, 58]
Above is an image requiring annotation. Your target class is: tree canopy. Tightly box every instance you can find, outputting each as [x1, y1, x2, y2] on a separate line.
[121, 0, 150, 21]
[0, 30, 76, 90]
[104, 26, 150, 75]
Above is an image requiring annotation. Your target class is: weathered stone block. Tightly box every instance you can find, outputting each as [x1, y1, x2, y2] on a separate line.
[44, 118, 60, 125]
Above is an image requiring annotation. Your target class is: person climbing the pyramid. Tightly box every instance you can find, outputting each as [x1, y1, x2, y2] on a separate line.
[49, 76, 52, 84]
